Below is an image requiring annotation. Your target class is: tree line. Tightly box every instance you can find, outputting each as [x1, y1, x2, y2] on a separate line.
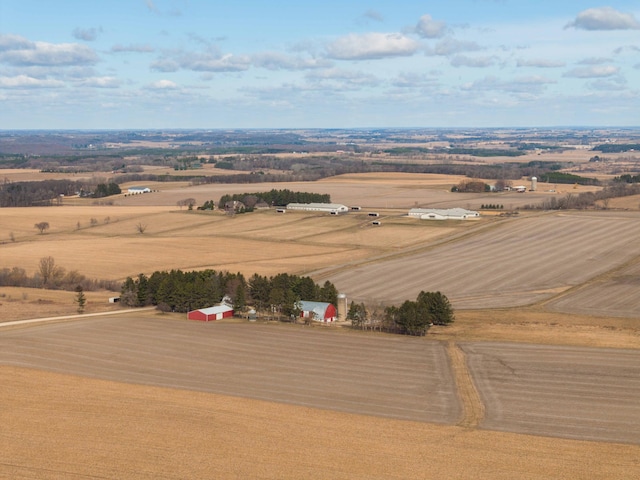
[0, 179, 121, 207]
[0, 256, 119, 291]
[120, 269, 339, 316]
[218, 189, 331, 208]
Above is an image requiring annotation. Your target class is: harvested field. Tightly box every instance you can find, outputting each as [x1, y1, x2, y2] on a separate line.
[324, 211, 640, 314]
[0, 318, 461, 423]
[4, 366, 639, 480]
[545, 259, 640, 317]
[462, 342, 640, 444]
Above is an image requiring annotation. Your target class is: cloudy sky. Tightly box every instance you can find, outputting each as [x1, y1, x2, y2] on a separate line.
[1, 1, 639, 129]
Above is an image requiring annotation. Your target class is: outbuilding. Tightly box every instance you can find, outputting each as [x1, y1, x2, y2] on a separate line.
[408, 207, 480, 220]
[127, 186, 151, 194]
[286, 202, 349, 213]
[187, 305, 234, 321]
[298, 301, 337, 323]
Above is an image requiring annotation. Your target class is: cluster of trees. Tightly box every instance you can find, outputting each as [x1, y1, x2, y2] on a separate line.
[0, 179, 122, 206]
[0, 256, 119, 291]
[480, 204, 504, 209]
[348, 291, 454, 336]
[0, 179, 81, 207]
[120, 269, 338, 316]
[522, 182, 640, 210]
[93, 182, 121, 198]
[614, 174, 640, 184]
[219, 189, 331, 208]
[451, 180, 490, 193]
[537, 172, 599, 186]
[593, 144, 640, 153]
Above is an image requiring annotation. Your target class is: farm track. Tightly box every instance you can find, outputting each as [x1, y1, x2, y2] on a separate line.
[447, 341, 485, 428]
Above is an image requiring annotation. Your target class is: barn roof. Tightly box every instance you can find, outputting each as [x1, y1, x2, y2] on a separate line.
[194, 305, 234, 315]
[299, 301, 332, 317]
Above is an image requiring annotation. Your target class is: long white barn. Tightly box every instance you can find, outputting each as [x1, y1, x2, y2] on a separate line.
[409, 208, 480, 220]
[286, 203, 349, 213]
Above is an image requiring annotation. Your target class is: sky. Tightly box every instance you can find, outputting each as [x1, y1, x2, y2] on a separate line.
[0, 1, 639, 129]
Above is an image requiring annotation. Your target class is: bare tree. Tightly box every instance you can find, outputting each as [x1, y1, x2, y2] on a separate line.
[9, 232, 15, 242]
[136, 222, 147, 234]
[90, 218, 98, 227]
[177, 198, 196, 210]
[34, 222, 50, 234]
[38, 256, 57, 287]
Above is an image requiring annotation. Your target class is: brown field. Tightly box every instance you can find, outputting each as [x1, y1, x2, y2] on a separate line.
[2, 171, 640, 478]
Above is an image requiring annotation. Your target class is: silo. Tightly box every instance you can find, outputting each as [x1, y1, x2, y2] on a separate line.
[336, 293, 348, 322]
[531, 176, 537, 191]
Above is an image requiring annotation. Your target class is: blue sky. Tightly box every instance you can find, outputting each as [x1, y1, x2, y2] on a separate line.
[1, 1, 639, 129]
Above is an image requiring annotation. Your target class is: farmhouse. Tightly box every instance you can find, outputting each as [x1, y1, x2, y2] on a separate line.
[286, 203, 349, 213]
[298, 301, 337, 323]
[127, 186, 151, 194]
[187, 305, 234, 321]
[408, 208, 480, 220]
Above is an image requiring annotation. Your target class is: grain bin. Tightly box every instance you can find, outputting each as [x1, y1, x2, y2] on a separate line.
[531, 176, 537, 191]
[337, 293, 348, 322]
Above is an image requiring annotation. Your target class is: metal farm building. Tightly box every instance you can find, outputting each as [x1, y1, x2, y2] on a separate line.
[187, 305, 234, 321]
[286, 203, 349, 213]
[408, 208, 480, 220]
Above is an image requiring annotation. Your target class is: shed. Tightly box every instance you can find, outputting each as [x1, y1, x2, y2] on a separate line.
[298, 301, 337, 323]
[187, 305, 234, 321]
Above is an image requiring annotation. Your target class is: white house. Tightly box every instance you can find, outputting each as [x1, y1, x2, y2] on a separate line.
[286, 203, 349, 213]
[408, 208, 480, 220]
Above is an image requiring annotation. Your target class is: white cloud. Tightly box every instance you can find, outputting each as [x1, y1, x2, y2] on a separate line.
[152, 48, 251, 72]
[462, 75, 555, 94]
[577, 57, 612, 65]
[363, 10, 383, 23]
[78, 76, 121, 88]
[415, 14, 447, 39]
[111, 44, 155, 53]
[516, 58, 565, 68]
[563, 65, 620, 78]
[326, 33, 420, 60]
[148, 79, 179, 89]
[72, 27, 101, 42]
[0, 74, 64, 88]
[432, 37, 482, 56]
[252, 52, 331, 71]
[450, 55, 495, 68]
[566, 7, 640, 31]
[0, 34, 97, 66]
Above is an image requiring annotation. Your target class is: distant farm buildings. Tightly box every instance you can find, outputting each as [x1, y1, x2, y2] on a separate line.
[187, 305, 234, 321]
[299, 301, 337, 323]
[286, 203, 349, 213]
[127, 186, 151, 194]
[409, 208, 480, 220]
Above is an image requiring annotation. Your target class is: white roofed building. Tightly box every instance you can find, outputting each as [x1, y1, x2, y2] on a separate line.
[409, 208, 480, 220]
[286, 203, 349, 213]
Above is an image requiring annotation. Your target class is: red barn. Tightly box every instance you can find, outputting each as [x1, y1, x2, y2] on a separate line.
[187, 305, 234, 321]
[298, 301, 337, 323]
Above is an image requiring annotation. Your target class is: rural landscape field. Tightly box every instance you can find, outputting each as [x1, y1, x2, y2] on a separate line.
[2, 129, 640, 478]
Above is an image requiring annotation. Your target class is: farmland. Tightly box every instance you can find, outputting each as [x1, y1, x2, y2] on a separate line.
[2, 166, 640, 478]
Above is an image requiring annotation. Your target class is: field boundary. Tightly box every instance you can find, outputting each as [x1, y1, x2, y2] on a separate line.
[447, 341, 485, 428]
